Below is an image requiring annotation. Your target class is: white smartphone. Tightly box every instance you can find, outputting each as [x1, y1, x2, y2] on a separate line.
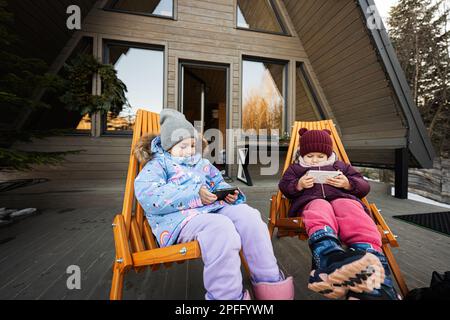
[306, 170, 342, 184]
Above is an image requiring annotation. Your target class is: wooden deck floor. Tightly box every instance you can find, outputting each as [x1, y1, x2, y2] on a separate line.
[0, 174, 449, 300]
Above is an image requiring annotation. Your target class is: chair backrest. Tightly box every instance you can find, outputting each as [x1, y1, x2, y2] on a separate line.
[277, 120, 370, 218]
[121, 109, 160, 245]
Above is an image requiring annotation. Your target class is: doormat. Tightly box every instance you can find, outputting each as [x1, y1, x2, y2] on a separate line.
[393, 211, 450, 236]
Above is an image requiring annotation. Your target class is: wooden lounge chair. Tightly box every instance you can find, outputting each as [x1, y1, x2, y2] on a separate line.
[110, 109, 250, 300]
[268, 120, 409, 298]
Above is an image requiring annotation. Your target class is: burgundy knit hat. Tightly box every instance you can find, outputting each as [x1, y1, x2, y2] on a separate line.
[298, 128, 333, 157]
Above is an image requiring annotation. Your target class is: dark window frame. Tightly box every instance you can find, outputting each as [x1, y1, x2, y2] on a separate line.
[236, 0, 290, 37]
[241, 55, 289, 140]
[101, 39, 165, 136]
[103, 0, 176, 20]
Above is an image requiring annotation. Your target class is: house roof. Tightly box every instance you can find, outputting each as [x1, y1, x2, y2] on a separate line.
[284, 0, 435, 168]
[358, 0, 436, 168]
[6, 0, 95, 65]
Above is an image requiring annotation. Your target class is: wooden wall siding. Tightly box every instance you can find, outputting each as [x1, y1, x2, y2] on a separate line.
[347, 149, 396, 167]
[283, 0, 408, 153]
[6, 0, 95, 65]
[8, 137, 132, 180]
[79, 0, 331, 132]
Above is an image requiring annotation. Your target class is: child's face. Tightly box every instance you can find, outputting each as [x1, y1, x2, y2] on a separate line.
[303, 152, 328, 165]
[170, 138, 196, 157]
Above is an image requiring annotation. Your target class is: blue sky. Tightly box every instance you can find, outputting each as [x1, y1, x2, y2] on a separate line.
[374, 0, 399, 24]
[154, 0, 173, 17]
[114, 48, 164, 116]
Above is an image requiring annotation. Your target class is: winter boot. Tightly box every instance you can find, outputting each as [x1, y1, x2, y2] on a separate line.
[252, 273, 294, 300]
[346, 243, 401, 300]
[242, 290, 251, 300]
[308, 226, 384, 299]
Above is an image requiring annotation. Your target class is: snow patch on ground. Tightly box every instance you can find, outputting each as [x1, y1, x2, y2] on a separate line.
[390, 187, 450, 209]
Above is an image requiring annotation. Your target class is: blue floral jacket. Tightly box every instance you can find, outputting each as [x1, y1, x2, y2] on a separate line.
[134, 136, 246, 247]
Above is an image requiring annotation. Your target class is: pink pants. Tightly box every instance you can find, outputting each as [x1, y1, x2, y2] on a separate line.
[302, 198, 382, 252]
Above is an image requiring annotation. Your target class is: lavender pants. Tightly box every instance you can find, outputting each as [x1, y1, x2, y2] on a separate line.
[176, 204, 282, 300]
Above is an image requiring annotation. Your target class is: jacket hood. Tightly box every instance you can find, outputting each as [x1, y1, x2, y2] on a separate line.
[151, 135, 202, 166]
[150, 135, 164, 154]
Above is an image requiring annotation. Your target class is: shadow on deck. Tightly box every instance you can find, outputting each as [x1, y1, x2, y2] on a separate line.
[0, 170, 449, 300]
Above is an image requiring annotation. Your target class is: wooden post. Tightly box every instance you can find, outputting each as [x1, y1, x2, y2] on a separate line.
[394, 148, 409, 199]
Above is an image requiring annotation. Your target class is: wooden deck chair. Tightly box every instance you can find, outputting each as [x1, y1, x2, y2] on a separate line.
[110, 109, 250, 300]
[268, 120, 409, 298]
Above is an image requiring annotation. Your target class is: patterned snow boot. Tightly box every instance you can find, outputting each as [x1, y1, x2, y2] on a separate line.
[307, 226, 385, 299]
[346, 243, 401, 300]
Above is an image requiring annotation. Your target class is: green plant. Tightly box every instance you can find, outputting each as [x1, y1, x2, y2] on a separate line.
[0, 0, 76, 171]
[0, 0, 64, 118]
[60, 54, 129, 116]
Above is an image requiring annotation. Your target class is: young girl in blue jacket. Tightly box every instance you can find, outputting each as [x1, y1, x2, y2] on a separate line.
[134, 109, 293, 300]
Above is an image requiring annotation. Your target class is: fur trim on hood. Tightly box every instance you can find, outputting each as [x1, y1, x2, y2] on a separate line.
[133, 133, 157, 166]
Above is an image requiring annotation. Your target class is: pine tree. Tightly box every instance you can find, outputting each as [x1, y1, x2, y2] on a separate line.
[0, 0, 75, 171]
[388, 0, 450, 157]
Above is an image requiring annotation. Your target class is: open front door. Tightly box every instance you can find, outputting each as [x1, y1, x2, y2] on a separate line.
[179, 61, 230, 178]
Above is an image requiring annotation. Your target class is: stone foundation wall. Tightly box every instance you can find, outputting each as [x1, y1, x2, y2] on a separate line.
[375, 157, 450, 204]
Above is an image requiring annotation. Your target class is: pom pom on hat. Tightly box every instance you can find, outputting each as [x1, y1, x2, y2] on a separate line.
[299, 128, 308, 136]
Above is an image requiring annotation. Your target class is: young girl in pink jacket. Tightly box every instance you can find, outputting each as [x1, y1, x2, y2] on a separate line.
[279, 128, 400, 300]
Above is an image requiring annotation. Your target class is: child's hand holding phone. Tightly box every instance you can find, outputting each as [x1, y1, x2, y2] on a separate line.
[224, 190, 239, 204]
[199, 186, 240, 205]
[297, 174, 314, 191]
[325, 174, 352, 190]
[199, 186, 217, 205]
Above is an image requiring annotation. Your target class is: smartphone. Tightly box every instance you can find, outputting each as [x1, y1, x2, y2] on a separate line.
[213, 187, 239, 201]
[306, 170, 341, 184]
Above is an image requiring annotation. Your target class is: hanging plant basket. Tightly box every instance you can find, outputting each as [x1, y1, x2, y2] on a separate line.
[60, 54, 129, 116]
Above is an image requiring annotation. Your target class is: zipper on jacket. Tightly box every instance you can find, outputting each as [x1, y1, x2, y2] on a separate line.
[319, 166, 326, 198]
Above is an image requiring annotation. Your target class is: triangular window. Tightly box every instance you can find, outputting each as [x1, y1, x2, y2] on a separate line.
[237, 0, 287, 35]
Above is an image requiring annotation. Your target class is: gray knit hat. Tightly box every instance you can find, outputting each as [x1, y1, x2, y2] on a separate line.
[160, 109, 197, 151]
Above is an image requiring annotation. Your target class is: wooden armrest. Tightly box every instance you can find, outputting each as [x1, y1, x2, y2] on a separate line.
[132, 241, 201, 267]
